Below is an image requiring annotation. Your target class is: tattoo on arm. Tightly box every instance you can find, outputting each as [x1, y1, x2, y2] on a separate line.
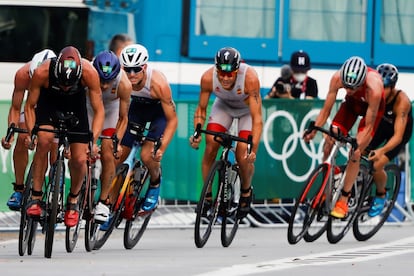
[194, 115, 206, 120]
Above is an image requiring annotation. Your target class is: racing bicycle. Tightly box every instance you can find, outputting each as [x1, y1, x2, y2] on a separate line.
[91, 122, 161, 250]
[192, 123, 253, 248]
[20, 112, 91, 258]
[352, 155, 401, 241]
[287, 121, 358, 244]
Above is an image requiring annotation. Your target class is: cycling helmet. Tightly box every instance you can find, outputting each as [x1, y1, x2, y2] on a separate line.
[215, 47, 241, 72]
[340, 56, 367, 89]
[376, 63, 398, 88]
[92, 50, 121, 81]
[120, 44, 149, 67]
[29, 49, 56, 78]
[54, 46, 82, 87]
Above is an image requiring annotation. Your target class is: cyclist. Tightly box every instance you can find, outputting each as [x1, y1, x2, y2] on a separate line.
[189, 47, 263, 219]
[1, 49, 56, 211]
[88, 50, 132, 224]
[365, 63, 413, 217]
[118, 44, 178, 213]
[24, 46, 105, 227]
[303, 56, 385, 219]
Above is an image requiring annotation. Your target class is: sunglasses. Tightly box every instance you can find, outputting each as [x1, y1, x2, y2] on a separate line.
[217, 69, 238, 78]
[124, 66, 143, 74]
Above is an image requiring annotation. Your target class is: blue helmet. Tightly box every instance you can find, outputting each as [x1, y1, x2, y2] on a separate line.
[376, 63, 398, 88]
[93, 50, 121, 81]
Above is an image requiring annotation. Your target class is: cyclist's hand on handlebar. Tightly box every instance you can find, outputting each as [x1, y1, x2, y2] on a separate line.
[91, 143, 101, 160]
[189, 135, 201, 149]
[302, 129, 316, 143]
[24, 135, 36, 150]
[152, 148, 163, 162]
[114, 144, 122, 159]
[245, 151, 256, 163]
[1, 136, 12, 149]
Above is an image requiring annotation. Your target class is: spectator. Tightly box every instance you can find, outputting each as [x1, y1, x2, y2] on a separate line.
[108, 33, 133, 57]
[265, 65, 294, 99]
[289, 50, 318, 99]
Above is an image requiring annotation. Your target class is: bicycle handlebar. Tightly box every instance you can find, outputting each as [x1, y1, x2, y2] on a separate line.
[99, 134, 119, 157]
[193, 123, 253, 154]
[305, 121, 358, 150]
[5, 123, 29, 143]
[129, 121, 162, 155]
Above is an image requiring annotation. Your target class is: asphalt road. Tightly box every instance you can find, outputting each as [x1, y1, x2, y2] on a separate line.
[1, 224, 414, 275]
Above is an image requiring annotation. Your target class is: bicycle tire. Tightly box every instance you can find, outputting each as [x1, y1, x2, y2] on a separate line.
[353, 163, 401, 241]
[288, 164, 329, 244]
[194, 160, 224, 248]
[65, 179, 87, 253]
[27, 221, 38, 256]
[123, 166, 152, 249]
[93, 164, 129, 250]
[44, 161, 64, 258]
[85, 177, 98, 252]
[221, 166, 240, 247]
[326, 175, 362, 244]
[18, 163, 36, 256]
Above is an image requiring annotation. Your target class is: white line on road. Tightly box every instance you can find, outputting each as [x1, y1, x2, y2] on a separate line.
[197, 236, 414, 276]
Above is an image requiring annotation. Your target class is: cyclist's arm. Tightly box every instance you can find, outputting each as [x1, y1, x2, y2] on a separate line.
[153, 70, 178, 154]
[83, 60, 104, 145]
[358, 72, 383, 151]
[194, 67, 214, 129]
[8, 63, 30, 126]
[25, 61, 49, 136]
[304, 71, 339, 142]
[114, 71, 132, 142]
[245, 66, 263, 154]
[379, 91, 411, 154]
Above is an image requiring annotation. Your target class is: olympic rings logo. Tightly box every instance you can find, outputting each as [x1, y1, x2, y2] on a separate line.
[263, 109, 348, 182]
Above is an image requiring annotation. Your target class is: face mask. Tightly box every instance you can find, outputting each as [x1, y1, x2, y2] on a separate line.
[293, 73, 306, 83]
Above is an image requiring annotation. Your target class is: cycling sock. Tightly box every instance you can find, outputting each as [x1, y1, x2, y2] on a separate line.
[13, 183, 24, 192]
[341, 189, 351, 197]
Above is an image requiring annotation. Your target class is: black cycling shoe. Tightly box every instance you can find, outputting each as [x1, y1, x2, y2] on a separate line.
[237, 187, 253, 219]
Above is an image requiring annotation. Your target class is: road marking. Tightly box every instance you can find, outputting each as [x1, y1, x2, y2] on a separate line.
[197, 236, 414, 276]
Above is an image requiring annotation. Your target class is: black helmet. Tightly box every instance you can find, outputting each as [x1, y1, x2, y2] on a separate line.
[376, 63, 398, 88]
[215, 47, 241, 72]
[54, 46, 82, 87]
[340, 56, 367, 89]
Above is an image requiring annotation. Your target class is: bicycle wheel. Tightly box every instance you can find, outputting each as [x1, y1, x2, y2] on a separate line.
[65, 178, 87, 253]
[221, 165, 240, 247]
[194, 160, 224, 248]
[93, 164, 128, 250]
[326, 176, 362, 244]
[19, 163, 37, 256]
[124, 166, 152, 249]
[85, 177, 98, 252]
[44, 161, 64, 258]
[353, 164, 401, 241]
[288, 164, 329, 244]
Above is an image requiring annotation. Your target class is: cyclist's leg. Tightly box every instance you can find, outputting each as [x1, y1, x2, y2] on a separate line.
[235, 114, 253, 218]
[368, 148, 397, 217]
[7, 120, 29, 210]
[140, 114, 166, 212]
[65, 142, 88, 227]
[94, 128, 117, 223]
[26, 126, 54, 217]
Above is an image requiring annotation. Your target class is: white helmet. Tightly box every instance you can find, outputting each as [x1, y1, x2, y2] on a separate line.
[29, 49, 56, 78]
[120, 44, 149, 67]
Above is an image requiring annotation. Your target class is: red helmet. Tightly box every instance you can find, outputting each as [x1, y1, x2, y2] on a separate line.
[54, 46, 82, 87]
